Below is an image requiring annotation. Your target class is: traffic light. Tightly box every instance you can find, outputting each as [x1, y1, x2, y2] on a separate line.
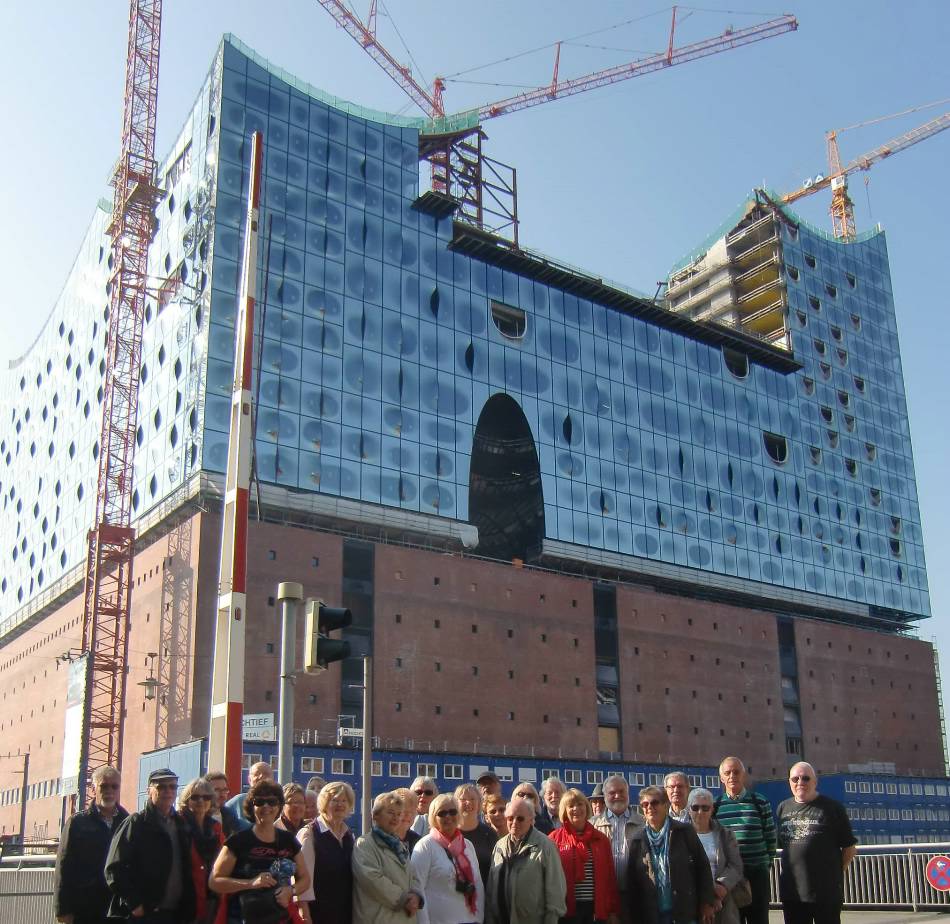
[304, 599, 352, 672]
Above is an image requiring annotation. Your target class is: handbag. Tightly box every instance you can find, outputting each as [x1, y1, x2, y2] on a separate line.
[731, 878, 753, 909]
[238, 887, 285, 924]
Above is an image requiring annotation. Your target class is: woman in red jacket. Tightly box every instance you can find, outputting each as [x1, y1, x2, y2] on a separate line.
[550, 788, 620, 924]
[179, 778, 227, 924]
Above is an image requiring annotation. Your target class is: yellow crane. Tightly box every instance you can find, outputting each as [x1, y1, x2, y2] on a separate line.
[783, 98, 950, 240]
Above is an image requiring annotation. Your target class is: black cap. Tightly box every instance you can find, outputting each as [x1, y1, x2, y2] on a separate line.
[476, 771, 500, 785]
[147, 768, 178, 785]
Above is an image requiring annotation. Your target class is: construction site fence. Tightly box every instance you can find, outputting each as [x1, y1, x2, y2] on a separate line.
[5, 842, 950, 922]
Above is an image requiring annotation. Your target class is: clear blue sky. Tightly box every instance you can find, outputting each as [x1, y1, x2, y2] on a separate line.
[2, 1, 948, 737]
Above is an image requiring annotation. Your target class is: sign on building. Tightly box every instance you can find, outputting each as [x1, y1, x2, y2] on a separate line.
[243, 712, 275, 741]
[61, 655, 90, 796]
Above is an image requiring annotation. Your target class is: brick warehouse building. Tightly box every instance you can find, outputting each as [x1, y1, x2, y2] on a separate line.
[0, 36, 944, 839]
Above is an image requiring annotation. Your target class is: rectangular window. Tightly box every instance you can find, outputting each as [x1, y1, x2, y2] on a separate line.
[902, 809, 913, 820]
[301, 757, 324, 773]
[444, 764, 463, 780]
[371, 761, 383, 777]
[688, 774, 702, 787]
[705, 775, 720, 789]
[844, 781, 857, 793]
[900, 784, 911, 795]
[242, 753, 262, 769]
[859, 782, 870, 793]
[331, 758, 354, 775]
[417, 763, 437, 779]
[924, 784, 936, 796]
[269, 755, 279, 770]
[889, 809, 900, 820]
[495, 766, 513, 782]
[875, 808, 886, 820]
[912, 784, 923, 795]
[649, 773, 663, 786]
[630, 772, 646, 786]
[886, 783, 897, 795]
[390, 762, 410, 778]
[872, 782, 884, 793]
[587, 770, 605, 785]
[937, 785, 948, 797]
[542, 768, 560, 781]
[564, 769, 582, 784]
[518, 768, 538, 782]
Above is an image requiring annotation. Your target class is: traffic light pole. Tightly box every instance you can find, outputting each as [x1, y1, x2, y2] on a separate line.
[362, 655, 373, 833]
[277, 582, 303, 784]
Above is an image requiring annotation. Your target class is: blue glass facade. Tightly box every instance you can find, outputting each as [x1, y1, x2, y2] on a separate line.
[0, 36, 929, 629]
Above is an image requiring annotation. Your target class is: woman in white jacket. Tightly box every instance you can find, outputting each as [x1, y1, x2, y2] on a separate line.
[413, 794, 485, 924]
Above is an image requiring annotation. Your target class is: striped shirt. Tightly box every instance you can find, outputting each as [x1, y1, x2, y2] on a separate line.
[713, 789, 777, 872]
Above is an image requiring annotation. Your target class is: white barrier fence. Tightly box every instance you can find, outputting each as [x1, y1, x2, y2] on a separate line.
[4, 842, 950, 920]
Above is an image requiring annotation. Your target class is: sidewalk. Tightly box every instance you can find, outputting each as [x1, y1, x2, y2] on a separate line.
[770, 913, 949, 923]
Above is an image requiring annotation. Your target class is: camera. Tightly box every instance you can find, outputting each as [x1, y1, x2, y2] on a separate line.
[455, 878, 476, 896]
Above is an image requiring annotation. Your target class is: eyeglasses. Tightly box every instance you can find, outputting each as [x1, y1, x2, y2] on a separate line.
[252, 797, 281, 808]
[690, 805, 712, 813]
[640, 799, 665, 808]
[790, 775, 812, 783]
[414, 788, 434, 796]
[189, 794, 213, 802]
[436, 808, 459, 818]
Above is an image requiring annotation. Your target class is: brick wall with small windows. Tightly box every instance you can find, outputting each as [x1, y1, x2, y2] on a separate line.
[615, 585, 787, 777]
[373, 545, 597, 753]
[794, 620, 943, 775]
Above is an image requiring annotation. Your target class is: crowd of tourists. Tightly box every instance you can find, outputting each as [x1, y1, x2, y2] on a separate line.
[53, 755, 855, 924]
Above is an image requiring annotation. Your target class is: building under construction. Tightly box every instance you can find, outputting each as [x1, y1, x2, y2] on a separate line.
[0, 36, 945, 842]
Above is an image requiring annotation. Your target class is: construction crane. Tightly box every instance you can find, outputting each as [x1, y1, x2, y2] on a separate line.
[76, 0, 162, 806]
[783, 101, 950, 240]
[318, 2, 797, 122]
[317, 3, 796, 242]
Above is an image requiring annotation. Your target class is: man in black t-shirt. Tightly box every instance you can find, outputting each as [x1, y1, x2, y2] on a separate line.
[777, 762, 857, 924]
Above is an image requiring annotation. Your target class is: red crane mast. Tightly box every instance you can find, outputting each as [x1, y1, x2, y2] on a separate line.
[77, 0, 162, 804]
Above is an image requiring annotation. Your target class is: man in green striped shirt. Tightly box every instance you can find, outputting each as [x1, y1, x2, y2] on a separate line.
[714, 756, 777, 924]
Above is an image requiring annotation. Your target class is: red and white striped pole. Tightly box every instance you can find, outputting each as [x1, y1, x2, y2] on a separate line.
[208, 131, 263, 792]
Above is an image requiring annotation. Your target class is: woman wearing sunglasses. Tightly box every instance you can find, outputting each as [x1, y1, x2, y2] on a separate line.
[179, 778, 226, 924]
[210, 779, 311, 923]
[412, 794, 484, 924]
[686, 789, 744, 924]
[626, 786, 716, 924]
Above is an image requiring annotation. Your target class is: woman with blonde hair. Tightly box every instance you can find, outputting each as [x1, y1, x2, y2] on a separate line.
[548, 788, 618, 924]
[455, 783, 497, 886]
[482, 794, 507, 839]
[298, 781, 356, 924]
[412, 794, 484, 923]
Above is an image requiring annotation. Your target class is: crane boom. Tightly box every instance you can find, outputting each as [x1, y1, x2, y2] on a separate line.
[315, 0, 442, 115]
[476, 14, 798, 121]
[783, 110, 950, 206]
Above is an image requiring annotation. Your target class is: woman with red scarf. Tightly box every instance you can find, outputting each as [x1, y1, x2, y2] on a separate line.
[412, 794, 485, 924]
[549, 789, 619, 924]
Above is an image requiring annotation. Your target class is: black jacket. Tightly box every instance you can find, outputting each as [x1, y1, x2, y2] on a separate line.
[627, 819, 715, 924]
[53, 803, 130, 919]
[105, 802, 196, 921]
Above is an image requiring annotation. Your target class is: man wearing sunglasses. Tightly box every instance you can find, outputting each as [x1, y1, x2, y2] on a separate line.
[54, 766, 129, 924]
[777, 763, 856, 924]
[409, 775, 439, 836]
[105, 768, 195, 923]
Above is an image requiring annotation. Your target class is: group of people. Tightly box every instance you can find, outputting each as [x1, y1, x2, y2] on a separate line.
[53, 755, 856, 924]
